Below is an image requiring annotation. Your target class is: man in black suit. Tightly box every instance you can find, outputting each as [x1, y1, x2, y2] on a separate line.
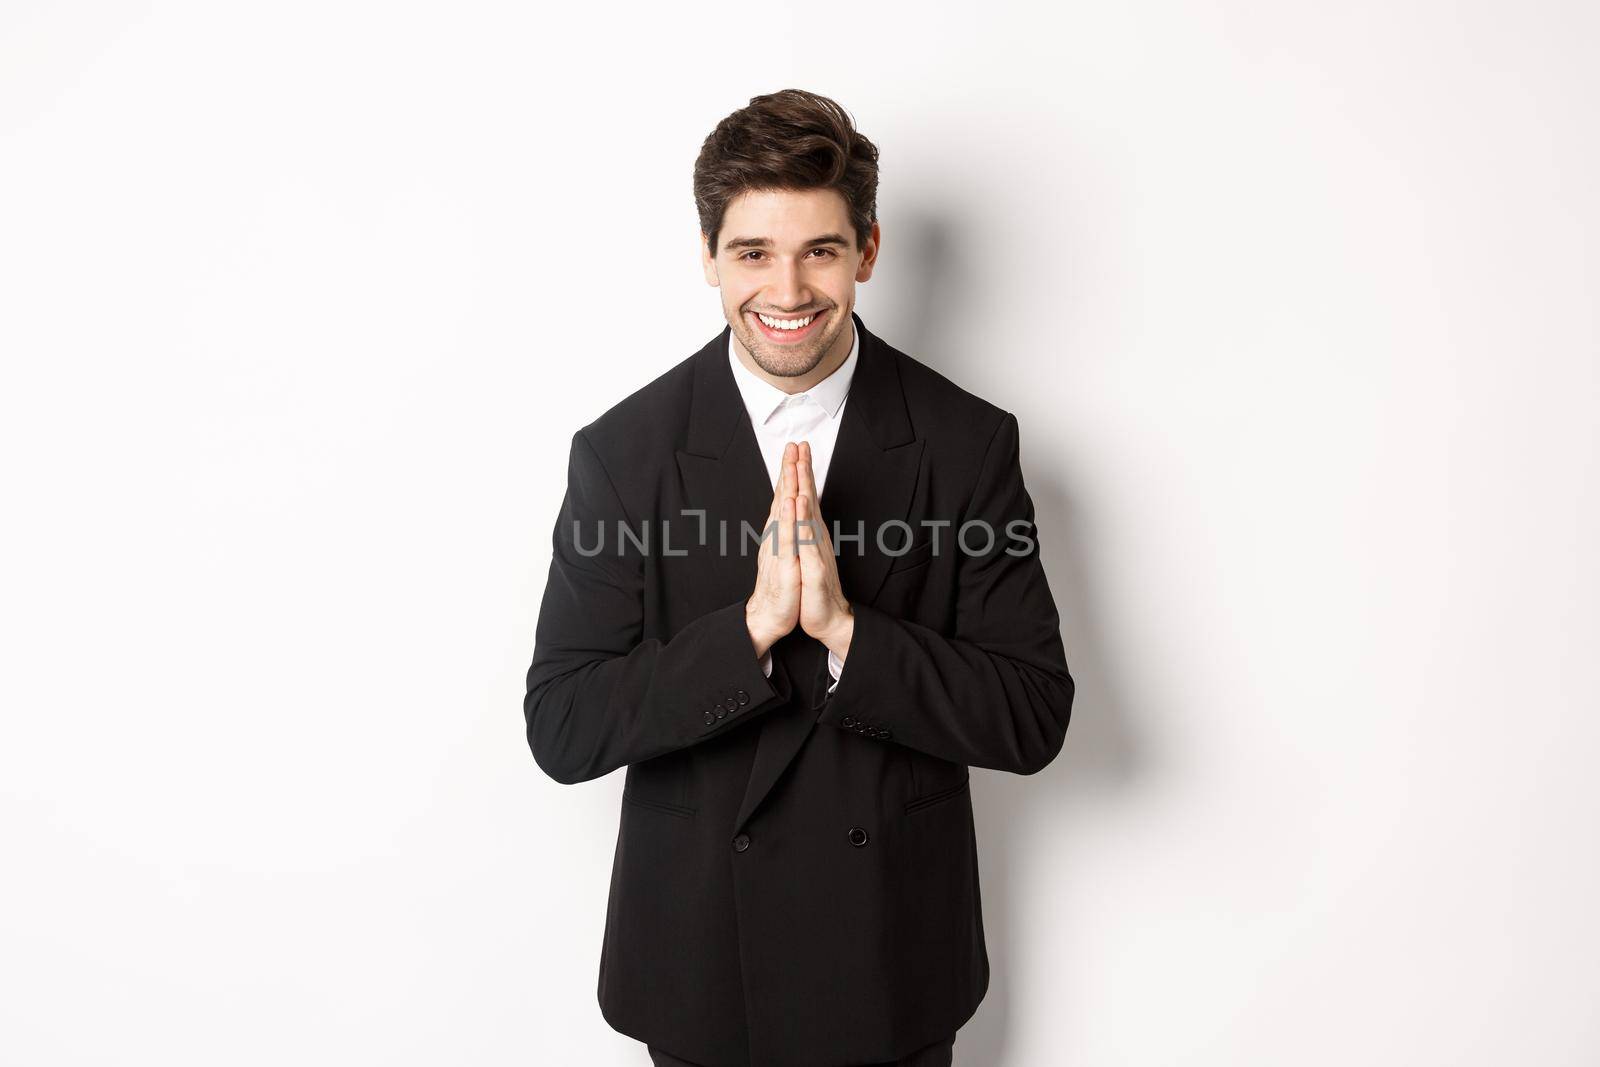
[523, 89, 1074, 1067]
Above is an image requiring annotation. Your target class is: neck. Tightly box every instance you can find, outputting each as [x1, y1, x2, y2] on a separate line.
[734, 318, 855, 394]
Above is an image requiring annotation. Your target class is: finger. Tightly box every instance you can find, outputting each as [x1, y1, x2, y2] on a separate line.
[802, 451, 826, 528]
[798, 442, 824, 523]
[812, 496, 833, 556]
[794, 491, 810, 569]
[783, 444, 799, 548]
[768, 451, 787, 524]
[796, 489, 821, 565]
[769, 442, 795, 520]
[779, 490, 796, 560]
[797, 443, 829, 539]
[807, 496, 838, 592]
[796, 460, 814, 524]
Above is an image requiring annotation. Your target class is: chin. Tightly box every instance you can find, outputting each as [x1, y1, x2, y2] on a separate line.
[751, 341, 827, 378]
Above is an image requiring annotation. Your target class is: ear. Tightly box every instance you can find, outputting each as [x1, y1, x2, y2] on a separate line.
[700, 232, 719, 286]
[855, 221, 882, 283]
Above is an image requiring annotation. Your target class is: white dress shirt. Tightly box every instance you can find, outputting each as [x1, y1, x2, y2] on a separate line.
[729, 326, 859, 693]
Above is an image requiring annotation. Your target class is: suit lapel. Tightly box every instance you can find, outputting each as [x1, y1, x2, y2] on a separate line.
[815, 339, 927, 612]
[674, 330, 778, 609]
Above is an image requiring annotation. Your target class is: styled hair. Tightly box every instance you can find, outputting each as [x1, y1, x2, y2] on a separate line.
[693, 89, 880, 257]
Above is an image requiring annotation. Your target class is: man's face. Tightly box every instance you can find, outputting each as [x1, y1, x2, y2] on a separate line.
[701, 186, 879, 379]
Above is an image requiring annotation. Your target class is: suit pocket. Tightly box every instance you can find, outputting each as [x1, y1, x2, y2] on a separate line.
[622, 789, 697, 819]
[903, 777, 970, 815]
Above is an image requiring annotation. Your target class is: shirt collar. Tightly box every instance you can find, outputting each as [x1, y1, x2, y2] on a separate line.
[726, 322, 859, 428]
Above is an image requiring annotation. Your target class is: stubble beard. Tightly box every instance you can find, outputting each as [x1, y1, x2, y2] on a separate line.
[735, 309, 840, 379]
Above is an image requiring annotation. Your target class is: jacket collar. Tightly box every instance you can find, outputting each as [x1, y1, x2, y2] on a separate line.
[685, 310, 915, 460]
[725, 320, 859, 429]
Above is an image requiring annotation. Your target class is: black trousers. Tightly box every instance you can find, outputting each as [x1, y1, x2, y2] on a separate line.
[647, 1031, 957, 1067]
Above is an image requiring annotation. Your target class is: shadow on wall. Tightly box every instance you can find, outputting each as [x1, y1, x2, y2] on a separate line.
[875, 204, 1143, 1066]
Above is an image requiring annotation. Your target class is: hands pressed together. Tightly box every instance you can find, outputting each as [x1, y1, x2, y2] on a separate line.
[744, 441, 855, 668]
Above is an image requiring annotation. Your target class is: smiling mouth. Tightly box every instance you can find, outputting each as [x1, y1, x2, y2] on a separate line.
[749, 308, 827, 342]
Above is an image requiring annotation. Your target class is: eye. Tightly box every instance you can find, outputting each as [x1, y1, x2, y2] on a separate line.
[737, 249, 838, 262]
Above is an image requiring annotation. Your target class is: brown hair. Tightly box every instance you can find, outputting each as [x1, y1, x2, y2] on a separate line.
[693, 89, 880, 257]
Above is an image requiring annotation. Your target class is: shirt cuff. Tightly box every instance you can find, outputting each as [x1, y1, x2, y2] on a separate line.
[760, 650, 774, 678]
[826, 648, 844, 694]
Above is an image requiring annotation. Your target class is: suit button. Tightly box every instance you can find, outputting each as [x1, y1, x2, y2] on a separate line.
[722, 698, 737, 713]
[735, 689, 749, 705]
[841, 716, 857, 728]
[704, 710, 716, 725]
[715, 707, 725, 719]
[847, 827, 869, 847]
[878, 727, 892, 740]
[732, 833, 751, 853]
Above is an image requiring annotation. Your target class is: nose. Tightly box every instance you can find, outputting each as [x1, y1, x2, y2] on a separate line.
[767, 257, 810, 313]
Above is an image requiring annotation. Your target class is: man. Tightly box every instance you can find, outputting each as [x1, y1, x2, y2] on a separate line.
[523, 89, 1074, 1067]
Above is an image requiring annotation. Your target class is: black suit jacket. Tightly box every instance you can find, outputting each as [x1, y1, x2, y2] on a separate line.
[524, 312, 1074, 1067]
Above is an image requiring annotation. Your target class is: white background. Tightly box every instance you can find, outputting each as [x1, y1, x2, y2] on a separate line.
[3, 2, 1596, 1064]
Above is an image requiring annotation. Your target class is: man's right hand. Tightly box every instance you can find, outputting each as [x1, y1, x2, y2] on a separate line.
[745, 441, 801, 660]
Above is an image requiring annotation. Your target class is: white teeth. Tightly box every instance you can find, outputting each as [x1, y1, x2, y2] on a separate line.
[757, 312, 816, 330]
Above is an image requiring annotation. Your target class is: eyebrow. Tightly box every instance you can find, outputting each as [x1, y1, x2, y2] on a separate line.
[722, 232, 852, 253]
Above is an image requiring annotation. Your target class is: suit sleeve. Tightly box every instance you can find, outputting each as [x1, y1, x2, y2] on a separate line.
[815, 412, 1074, 775]
[523, 429, 794, 785]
